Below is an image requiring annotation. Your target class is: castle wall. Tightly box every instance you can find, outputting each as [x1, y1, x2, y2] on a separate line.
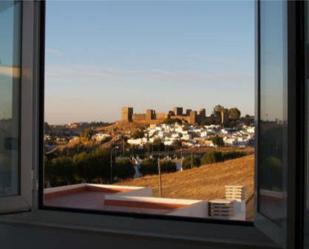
[173, 107, 183, 116]
[171, 115, 192, 124]
[189, 111, 197, 124]
[156, 112, 168, 120]
[146, 110, 155, 120]
[121, 107, 133, 122]
[120, 107, 213, 125]
[132, 114, 147, 121]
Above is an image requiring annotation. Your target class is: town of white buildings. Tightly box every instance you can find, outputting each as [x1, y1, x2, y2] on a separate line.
[125, 123, 254, 148]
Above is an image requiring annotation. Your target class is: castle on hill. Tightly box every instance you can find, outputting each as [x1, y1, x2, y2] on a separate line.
[120, 106, 229, 125]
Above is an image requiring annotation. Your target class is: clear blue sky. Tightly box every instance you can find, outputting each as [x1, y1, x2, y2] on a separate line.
[45, 0, 255, 124]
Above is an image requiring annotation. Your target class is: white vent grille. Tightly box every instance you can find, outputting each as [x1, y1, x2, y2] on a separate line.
[208, 199, 234, 218]
[225, 185, 246, 201]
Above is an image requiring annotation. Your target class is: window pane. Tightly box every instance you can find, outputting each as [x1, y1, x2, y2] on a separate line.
[0, 1, 21, 196]
[258, 0, 287, 225]
[43, 1, 255, 221]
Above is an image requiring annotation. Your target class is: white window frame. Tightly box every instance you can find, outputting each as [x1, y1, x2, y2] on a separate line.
[0, 1, 35, 214]
[0, 1, 301, 249]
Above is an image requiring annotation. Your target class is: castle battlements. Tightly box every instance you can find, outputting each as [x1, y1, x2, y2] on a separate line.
[121, 106, 210, 125]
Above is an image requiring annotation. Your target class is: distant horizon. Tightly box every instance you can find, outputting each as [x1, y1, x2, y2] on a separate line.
[45, 104, 253, 126]
[45, 1, 255, 124]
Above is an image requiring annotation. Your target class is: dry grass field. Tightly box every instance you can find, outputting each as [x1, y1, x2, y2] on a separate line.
[119, 154, 254, 220]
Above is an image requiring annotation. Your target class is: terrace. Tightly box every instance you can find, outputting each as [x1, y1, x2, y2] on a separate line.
[44, 183, 246, 220]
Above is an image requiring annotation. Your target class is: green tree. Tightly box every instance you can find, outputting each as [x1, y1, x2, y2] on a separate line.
[182, 155, 201, 170]
[48, 156, 75, 185]
[152, 138, 165, 151]
[163, 118, 182, 125]
[160, 160, 177, 173]
[171, 140, 182, 149]
[222, 151, 246, 160]
[114, 158, 135, 179]
[212, 136, 225, 147]
[140, 158, 157, 175]
[228, 108, 241, 120]
[80, 128, 95, 140]
[132, 129, 145, 139]
[201, 151, 223, 165]
[73, 149, 111, 183]
[213, 105, 224, 117]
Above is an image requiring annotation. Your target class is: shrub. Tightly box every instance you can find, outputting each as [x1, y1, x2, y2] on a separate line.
[171, 140, 182, 149]
[152, 138, 165, 152]
[45, 149, 135, 186]
[163, 118, 182, 125]
[160, 160, 177, 173]
[72, 149, 111, 182]
[212, 136, 224, 147]
[140, 158, 158, 175]
[222, 151, 246, 160]
[201, 151, 223, 164]
[132, 129, 144, 139]
[45, 156, 75, 186]
[182, 156, 201, 170]
[114, 158, 135, 179]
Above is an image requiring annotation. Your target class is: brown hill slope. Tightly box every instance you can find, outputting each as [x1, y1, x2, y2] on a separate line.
[120, 155, 254, 219]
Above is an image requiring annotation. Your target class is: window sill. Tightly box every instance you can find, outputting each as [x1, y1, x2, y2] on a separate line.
[0, 210, 279, 249]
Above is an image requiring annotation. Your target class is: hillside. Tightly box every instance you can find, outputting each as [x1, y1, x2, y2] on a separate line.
[119, 154, 254, 220]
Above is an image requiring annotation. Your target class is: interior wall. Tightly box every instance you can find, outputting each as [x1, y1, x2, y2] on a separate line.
[0, 223, 268, 249]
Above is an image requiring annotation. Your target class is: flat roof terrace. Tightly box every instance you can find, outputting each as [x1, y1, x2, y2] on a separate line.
[44, 183, 152, 211]
[43, 183, 208, 217]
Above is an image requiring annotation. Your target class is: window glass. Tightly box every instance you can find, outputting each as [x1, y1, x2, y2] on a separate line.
[43, 0, 255, 221]
[0, 1, 21, 196]
[258, 0, 287, 225]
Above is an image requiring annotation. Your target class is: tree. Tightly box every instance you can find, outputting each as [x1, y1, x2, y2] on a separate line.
[213, 105, 224, 117]
[160, 160, 177, 173]
[228, 108, 241, 120]
[152, 138, 165, 151]
[212, 136, 224, 147]
[171, 140, 182, 149]
[80, 128, 95, 140]
[140, 158, 157, 175]
[47, 156, 75, 185]
[132, 129, 144, 139]
[163, 118, 182, 125]
[73, 149, 111, 183]
[182, 155, 201, 170]
[222, 151, 246, 160]
[201, 152, 223, 165]
[114, 158, 135, 179]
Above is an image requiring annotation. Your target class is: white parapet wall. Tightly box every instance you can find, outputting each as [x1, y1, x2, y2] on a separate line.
[208, 199, 234, 219]
[44, 183, 247, 220]
[207, 185, 247, 221]
[231, 201, 246, 221]
[104, 195, 209, 218]
[44, 183, 152, 198]
[208, 199, 246, 221]
[168, 200, 208, 218]
[106, 185, 153, 197]
[44, 183, 87, 195]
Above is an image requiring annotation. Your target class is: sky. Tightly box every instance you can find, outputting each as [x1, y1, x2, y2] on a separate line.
[45, 0, 255, 124]
[0, 2, 20, 120]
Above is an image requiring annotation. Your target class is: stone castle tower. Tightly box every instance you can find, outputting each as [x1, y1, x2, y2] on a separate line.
[121, 107, 133, 122]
